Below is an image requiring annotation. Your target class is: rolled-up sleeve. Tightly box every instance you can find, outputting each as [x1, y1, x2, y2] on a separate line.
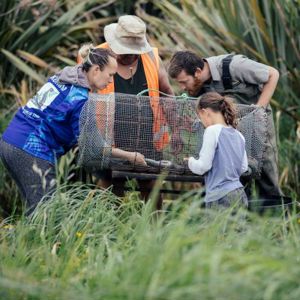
[230, 55, 269, 85]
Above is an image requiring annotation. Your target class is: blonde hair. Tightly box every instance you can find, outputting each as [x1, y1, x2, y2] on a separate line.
[78, 43, 94, 65]
[78, 43, 116, 71]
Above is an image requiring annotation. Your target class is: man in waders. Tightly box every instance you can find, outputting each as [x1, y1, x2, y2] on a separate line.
[168, 50, 283, 205]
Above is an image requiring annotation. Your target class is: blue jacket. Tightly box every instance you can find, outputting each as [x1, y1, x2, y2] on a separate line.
[2, 65, 90, 163]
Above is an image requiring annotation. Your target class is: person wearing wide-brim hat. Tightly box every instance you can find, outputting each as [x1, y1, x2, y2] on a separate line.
[78, 15, 183, 209]
[104, 15, 153, 55]
[100, 15, 174, 96]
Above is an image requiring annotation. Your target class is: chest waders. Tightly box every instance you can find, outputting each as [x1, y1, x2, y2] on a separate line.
[220, 55, 282, 202]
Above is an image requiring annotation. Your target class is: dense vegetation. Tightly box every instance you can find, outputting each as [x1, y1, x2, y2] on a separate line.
[0, 1, 299, 298]
[1, 186, 300, 300]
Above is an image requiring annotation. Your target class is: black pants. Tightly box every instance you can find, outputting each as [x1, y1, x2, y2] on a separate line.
[0, 139, 56, 215]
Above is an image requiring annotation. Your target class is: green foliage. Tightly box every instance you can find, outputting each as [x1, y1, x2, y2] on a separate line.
[0, 189, 299, 299]
[0, 0, 111, 89]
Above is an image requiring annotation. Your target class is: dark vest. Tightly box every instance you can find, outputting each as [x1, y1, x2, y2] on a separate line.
[113, 59, 161, 160]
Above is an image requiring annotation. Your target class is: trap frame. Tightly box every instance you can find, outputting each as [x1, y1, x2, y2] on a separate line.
[77, 92, 268, 183]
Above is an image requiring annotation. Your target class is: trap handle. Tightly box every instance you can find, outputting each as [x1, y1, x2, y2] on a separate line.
[136, 89, 197, 100]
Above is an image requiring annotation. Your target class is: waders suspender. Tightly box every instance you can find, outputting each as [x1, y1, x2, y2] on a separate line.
[222, 54, 234, 90]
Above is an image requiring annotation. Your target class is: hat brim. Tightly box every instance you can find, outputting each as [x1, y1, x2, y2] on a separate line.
[104, 23, 152, 55]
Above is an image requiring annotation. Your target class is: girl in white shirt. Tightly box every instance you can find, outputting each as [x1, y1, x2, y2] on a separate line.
[186, 92, 248, 208]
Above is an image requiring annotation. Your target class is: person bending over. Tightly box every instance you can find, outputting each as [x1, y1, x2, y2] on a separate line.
[0, 45, 146, 215]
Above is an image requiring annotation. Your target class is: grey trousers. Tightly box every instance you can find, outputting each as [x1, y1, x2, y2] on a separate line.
[256, 106, 282, 197]
[205, 187, 248, 209]
[0, 139, 56, 214]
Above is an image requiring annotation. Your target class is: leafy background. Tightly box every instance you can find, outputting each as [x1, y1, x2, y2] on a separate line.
[0, 1, 299, 299]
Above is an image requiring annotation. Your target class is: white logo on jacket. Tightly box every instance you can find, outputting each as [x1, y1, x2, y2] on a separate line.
[26, 82, 59, 111]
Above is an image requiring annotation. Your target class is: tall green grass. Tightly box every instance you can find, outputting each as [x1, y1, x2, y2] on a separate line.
[0, 185, 299, 299]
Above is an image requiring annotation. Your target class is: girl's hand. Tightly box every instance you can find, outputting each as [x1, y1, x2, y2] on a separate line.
[183, 157, 190, 161]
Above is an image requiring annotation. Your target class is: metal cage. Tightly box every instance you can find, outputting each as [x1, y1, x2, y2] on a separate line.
[78, 93, 268, 178]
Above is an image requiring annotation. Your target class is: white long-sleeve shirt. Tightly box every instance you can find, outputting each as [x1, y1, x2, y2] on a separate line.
[188, 124, 248, 202]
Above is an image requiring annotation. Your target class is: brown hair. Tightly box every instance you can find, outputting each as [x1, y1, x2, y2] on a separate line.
[168, 51, 205, 78]
[197, 92, 238, 128]
[79, 43, 116, 72]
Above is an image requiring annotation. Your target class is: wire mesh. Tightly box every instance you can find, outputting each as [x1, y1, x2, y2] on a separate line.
[77, 93, 268, 176]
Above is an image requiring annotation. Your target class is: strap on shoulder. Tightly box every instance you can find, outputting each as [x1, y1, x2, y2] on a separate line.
[222, 54, 234, 90]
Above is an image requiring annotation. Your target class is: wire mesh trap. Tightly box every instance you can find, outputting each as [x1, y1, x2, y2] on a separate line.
[77, 93, 268, 177]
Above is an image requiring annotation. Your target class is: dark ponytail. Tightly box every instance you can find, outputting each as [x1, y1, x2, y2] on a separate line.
[197, 92, 238, 128]
[79, 43, 116, 72]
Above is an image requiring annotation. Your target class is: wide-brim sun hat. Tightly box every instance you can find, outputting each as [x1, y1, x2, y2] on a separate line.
[104, 15, 152, 55]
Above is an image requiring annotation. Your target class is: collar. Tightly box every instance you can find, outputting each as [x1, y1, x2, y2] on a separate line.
[204, 57, 221, 81]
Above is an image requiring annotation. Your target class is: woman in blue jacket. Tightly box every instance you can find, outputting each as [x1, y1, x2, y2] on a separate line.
[0, 44, 146, 214]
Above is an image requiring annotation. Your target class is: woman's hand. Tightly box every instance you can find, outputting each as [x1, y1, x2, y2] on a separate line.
[127, 151, 147, 166]
[111, 148, 147, 166]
